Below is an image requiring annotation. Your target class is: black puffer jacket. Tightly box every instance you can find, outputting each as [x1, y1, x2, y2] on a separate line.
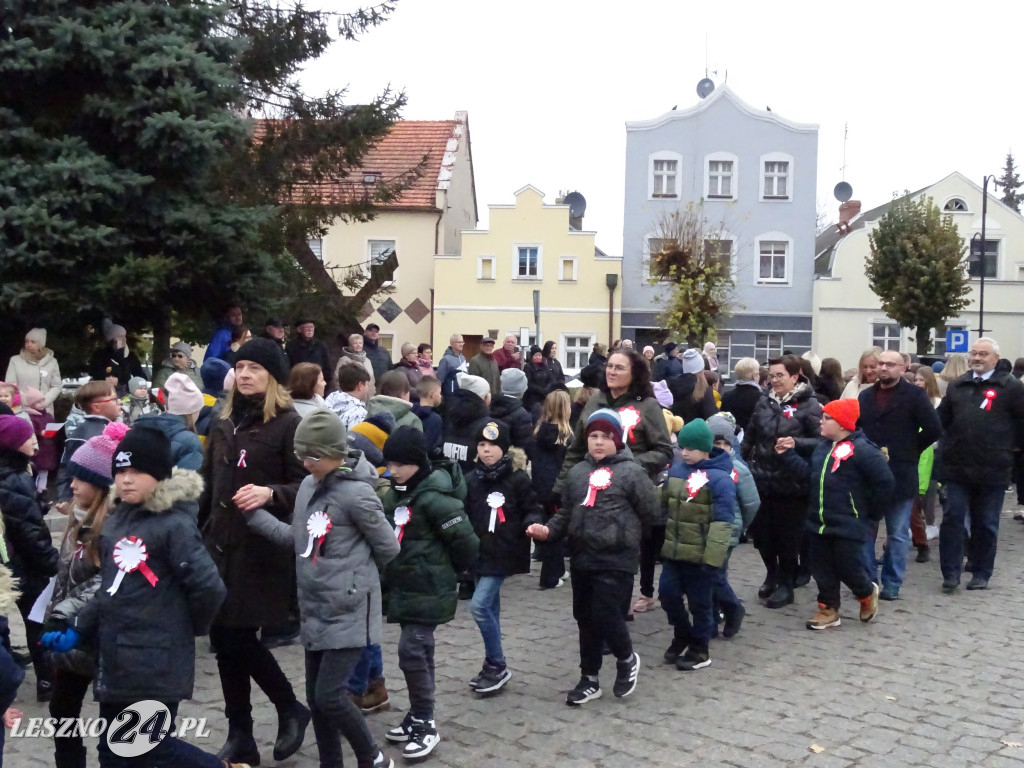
[441, 389, 489, 475]
[74, 469, 226, 703]
[0, 451, 59, 581]
[740, 383, 822, 498]
[549, 449, 659, 573]
[523, 361, 560, 413]
[667, 374, 718, 423]
[529, 422, 569, 509]
[465, 449, 543, 577]
[937, 369, 1024, 485]
[720, 381, 763, 432]
[489, 396, 534, 452]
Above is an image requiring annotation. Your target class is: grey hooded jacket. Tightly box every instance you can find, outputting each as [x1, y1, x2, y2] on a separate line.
[244, 451, 399, 651]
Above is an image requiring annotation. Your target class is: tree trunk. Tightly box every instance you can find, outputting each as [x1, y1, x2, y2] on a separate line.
[152, 307, 172, 369]
[915, 329, 931, 356]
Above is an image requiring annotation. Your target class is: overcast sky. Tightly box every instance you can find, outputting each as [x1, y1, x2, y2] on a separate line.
[302, 0, 1024, 253]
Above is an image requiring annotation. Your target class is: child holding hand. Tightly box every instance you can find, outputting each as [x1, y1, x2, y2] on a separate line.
[527, 409, 658, 706]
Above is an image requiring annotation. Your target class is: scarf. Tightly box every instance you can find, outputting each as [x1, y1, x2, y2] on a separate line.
[474, 453, 512, 482]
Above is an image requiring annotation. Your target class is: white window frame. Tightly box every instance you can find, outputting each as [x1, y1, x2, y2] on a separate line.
[932, 324, 967, 356]
[642, 233, 672, 284]
[513, 243, 543, 280]
[870, 321, 902, 352]
[968, 238, 999, 280]
[561, 332, 596, 374]
[704, 152, 738, 201]
[648, 151, 682, 200]
[367, 238, 396, 286]
[753, 232, 793, 286]
[558, 257, 578, 282]
[759, 152, 793, 201]
[704, 232, 737, 281]
[754, 333, 783, 362]
[477, 255, 496, 281]
[943, 197, 970, 213]
[308, 238, 324, 261]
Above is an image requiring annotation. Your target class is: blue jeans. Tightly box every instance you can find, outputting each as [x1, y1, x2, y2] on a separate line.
[97, 701, 222, 768]
[940, 482, 1005, 581]
[712, 549, 743, 616]
[658, 560, 716, 649]
[346, 643, 383, 695]
[470, 575, 506, 665]
[862, 497, 914, 591]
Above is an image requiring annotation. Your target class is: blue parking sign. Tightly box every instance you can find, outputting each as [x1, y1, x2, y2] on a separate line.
[946, 329, 969, 354]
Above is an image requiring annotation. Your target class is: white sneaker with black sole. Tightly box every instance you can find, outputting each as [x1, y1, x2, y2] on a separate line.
[474, 664, 512, 694]
[565, 676, 602, 706]
[613, 652, 640, 697]
[402, 717, 440, 759]
[384, 712, 414, 743]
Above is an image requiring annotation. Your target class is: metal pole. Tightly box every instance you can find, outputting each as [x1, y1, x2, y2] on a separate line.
[979, 177, 988, 336]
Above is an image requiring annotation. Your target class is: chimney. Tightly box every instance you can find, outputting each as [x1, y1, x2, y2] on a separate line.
[839, 200, 861, 226]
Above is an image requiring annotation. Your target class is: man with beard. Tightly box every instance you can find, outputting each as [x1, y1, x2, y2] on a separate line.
[857, 350, 941, 599]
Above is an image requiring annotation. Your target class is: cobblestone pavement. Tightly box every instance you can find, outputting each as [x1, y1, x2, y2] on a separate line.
[10, 497, 1024, 766]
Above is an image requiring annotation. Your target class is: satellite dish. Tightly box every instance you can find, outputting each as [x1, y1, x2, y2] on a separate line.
[696, 78, 716, 99]
[834, 181, 853, 202]
[563, 191, 586, 219]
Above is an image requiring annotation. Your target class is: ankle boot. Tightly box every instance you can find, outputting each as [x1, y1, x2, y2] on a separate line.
[916, 545, 930, 563]
[273, 701, 311, 761]
[216, 723, 260, 766]
[765, 584, 794, 609]
[356, 677, 391, 713]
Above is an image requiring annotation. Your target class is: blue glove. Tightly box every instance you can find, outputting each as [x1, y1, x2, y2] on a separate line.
[40, 628, 80, 653]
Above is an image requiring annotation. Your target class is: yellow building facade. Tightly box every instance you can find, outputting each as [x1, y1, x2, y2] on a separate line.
[434, 185, 622, 376]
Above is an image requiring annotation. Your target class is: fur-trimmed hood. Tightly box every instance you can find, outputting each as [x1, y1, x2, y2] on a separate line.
[136, 468, 204, 513]
[508, 446, 527, 472]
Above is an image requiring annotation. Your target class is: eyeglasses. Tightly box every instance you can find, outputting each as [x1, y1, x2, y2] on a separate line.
[294, 451, 321, 463]
[170, 352, 187, 359]
[93, 397, 118, 405]
[606, 364, 630, 373]
[877, 361, 904, 368]
[970, 350, 993, 357]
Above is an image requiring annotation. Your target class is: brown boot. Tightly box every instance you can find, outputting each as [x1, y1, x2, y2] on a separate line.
[354, 677, 391, 713]
[222, 761, 253, 768]
[858, 582, 879, 623]
[806, 603, 841, 630]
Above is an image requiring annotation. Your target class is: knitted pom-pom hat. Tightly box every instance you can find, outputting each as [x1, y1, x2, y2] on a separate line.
[68, 422, 130, 490]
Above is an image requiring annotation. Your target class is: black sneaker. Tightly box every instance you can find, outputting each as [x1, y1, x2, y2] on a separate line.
[613, 652, 640, 698]
[676, 648, 711, 671]
[385, 712, 414, 743]
[402, 718, 440, 759]
[941, 577, 959, 594]
[565, 676, 602, 706]
[722, 603, 745, 639]
[474, 663, 512, 694]
[663, 638, 687, 664]
[966, 575, 989, 590]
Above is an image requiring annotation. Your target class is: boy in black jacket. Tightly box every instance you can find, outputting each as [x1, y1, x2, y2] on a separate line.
[776, 399, 894, 630]
[45, 425, 231, 767]
[464, 419, 543, 694]
[527, 409, 658, 706]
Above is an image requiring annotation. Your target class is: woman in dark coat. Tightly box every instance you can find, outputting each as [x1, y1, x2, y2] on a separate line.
[199, 339, 309, 765]
[542, 340, 566, 386]
[523, 346, 559, 417]
[741, 355, 822, 610]
[720, 357, 765, 432]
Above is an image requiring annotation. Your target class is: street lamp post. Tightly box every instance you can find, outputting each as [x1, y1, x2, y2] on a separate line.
[605, 274, 618, 349]
[972, 175, 998, 337]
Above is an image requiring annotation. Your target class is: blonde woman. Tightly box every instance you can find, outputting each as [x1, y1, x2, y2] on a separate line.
[532, 390, 573, 589]
[937, 353, 968, 397]
[199, 338, 310, 765]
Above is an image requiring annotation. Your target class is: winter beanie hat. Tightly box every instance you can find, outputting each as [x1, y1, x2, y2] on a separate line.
[382, 425, 429, 467]
[456, 373, 491, 400]
[112, 424, 173, 481]
[677, 418, 713, 453]
[663, 342, 678, 356]
[164, 373, 204, 416]
[472, 418, 510, 454]
[500, 368, 528, 398]
[652, 379, 673, 407]
[707, 412, 738, 447]
[25, 328, 47, 347]
[663, 409, 684, 436]
[234, 337, 289, 384]
[682, 349, 704, 375]
[69, 422, 130, 490]
[0, 415, 34, 452]
[585, 408, 624, 450]
[170, 341, 193, 360]
[200, 357, 231, 395]
[128, 377, 149, 396]
[103, 321, 127, 342]
[823, 398, 860, 432]
[22, 388, 45, 410]
[295, 409, 347, 460]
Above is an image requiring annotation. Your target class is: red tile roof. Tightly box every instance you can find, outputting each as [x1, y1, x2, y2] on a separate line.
[255, 118, 464, 212]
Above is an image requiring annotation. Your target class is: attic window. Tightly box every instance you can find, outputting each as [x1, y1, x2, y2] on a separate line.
[944, 197, 968, 212]
[363, 172, 381, 184]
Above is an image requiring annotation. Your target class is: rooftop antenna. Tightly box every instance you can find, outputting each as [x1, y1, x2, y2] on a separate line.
[840, 122, 849, 179]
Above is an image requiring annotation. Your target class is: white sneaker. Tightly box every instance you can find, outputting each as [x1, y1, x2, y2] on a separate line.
[402, 718, 440, 759]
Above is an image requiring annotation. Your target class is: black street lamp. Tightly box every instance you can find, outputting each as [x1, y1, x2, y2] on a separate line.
[970, 175, 1000, 336]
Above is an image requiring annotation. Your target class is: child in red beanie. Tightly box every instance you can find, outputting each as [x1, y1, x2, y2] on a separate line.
[775, 399, 894, 630]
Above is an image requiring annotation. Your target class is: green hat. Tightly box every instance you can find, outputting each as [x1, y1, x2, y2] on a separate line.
[295, 409, 347, 460]
[677, 418, 713, 453]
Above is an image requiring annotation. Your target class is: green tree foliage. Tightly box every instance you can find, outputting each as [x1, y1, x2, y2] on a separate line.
[0, 0, 415, 360]
[997, 152, 1023, 212]
[646, 203, 737, 346]
[866, 194, 969, 355]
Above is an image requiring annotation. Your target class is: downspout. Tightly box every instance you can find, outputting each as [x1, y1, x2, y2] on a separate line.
[433, 207, 443, 351]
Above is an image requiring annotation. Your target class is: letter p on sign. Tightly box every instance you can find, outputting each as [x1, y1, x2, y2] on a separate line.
[946, 329, 968, 354]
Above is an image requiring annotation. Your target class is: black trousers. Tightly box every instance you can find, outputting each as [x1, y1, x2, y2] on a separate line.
[50, 668, 92, 768]
[638, 524, 667, 598]
[750, 496, 805, 588]
[810, 535, 874, 610]
[15, 575, 49, 683]
[210, 624, 297, 729]
[305, 647, 379, 767]
[571, 569, 634, 676]
[397, 624, 436, 721]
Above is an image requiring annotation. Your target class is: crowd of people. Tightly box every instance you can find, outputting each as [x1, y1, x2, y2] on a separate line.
[0, 313, 1023, 767]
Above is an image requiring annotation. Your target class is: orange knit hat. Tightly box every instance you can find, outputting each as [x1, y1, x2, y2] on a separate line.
[823, 398, 859, 432]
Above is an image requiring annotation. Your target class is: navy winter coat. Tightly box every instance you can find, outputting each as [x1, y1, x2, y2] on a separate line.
[0, 451, 59, 581]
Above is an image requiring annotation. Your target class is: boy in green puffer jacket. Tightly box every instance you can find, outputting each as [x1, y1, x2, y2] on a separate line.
[378, 427, 478, 762]
[660, 419, 738, 672]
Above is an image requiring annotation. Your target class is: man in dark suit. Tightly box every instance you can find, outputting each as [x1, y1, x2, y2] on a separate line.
[857, 349, 941, 600]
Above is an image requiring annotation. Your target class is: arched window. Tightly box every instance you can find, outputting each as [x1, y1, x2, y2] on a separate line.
[943, 197, 969, 212]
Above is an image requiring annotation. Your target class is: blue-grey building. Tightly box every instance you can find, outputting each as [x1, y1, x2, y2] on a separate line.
[621, 84, 819, 374]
